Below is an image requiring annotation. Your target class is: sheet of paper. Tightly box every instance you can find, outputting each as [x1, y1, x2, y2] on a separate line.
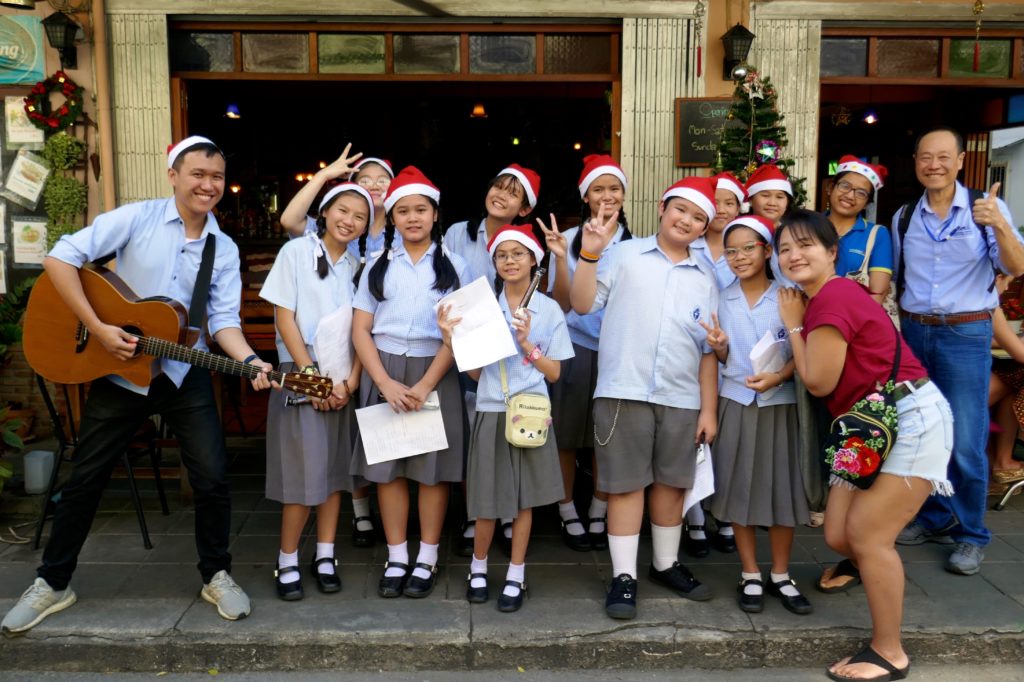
[435, 276, 518, 372]
[2, 149, 49, 209]
[313, 304, 353, 386]
[5, 97, 44, 149]
[11, 217, 45, 264]
[683, 442, 714, 516]
[749, 330, 790, 401]
[355, 390, 449, 465]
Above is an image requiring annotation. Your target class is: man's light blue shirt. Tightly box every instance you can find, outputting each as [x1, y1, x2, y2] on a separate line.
[590, 235, 718, 410]
[475, 290, 574, 412]
[893, 182, 1020, 314]
[48, 198, 242, 394]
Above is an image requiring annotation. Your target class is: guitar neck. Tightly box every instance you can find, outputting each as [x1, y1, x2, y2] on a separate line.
[135, 335, 284, 383]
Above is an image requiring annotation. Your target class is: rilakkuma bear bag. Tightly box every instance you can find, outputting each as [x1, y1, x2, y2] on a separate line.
[499, 358, 551, 448]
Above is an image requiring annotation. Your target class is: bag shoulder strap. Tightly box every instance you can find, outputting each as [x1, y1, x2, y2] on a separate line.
[894, 201, 915, 298]
[499, 357, 510, 405]
[188, 234, 217, 329]
[967, 187, 999, 294]
[888, 320, 902, 387]
[857, 222, 883, 275]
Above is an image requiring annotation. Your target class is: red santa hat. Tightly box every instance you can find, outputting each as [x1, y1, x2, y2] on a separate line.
[383, 165, 440, 213]
[661, 176, 717, 221]
[578, 154, 628, 199]
[497, 164, 541, 208]
[745, 165, 793, 197]
[318, 182, 375, 227]
[712, 171, 746, 203]
[834, 155, 887, 191]
[167, 135, 219, 169]
[487, 224, 545, 264]
[722, 215, 775, 244]
[352, 157, 395, 178]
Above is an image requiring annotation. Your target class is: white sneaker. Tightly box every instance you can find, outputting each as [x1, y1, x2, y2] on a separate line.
[200, 570, 251, 620]
[1, 577, 77, 637]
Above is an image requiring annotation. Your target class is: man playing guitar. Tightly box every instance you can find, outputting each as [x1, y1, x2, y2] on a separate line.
[2, 136, 274, 636]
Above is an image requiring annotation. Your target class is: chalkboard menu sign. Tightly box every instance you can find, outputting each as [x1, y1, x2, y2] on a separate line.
[674, 97, 732, 168]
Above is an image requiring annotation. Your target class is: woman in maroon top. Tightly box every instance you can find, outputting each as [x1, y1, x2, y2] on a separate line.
[776, 209, 953, 682]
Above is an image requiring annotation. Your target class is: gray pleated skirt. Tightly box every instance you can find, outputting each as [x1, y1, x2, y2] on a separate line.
[708, 398, 810, 528]
[466, 411, 564, 520]
[351, 350, 466, 485]
[548, 343, 597, 449]
[265, 362, 361, 505]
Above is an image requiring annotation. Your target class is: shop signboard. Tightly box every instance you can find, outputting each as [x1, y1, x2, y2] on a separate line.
[0, 16, 45, 85]
[674, 97, 732, 168]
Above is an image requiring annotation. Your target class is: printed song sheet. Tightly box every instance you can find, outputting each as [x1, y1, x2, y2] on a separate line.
[683, 442, 714, 516]
[355, 391, 448, 465]
[749, 329, 790, 401]
[435, 276, 517, 371]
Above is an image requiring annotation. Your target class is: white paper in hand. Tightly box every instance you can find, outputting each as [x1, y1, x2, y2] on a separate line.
[355, 391, 449, 465]
[683, 442, 715, 516]
[435, 276, 518, 371]
[313, 304, 353, 384]
[749, 330, 790, 401]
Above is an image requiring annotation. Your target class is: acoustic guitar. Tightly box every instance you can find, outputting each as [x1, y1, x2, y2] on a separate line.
[22, 265, 333, 398]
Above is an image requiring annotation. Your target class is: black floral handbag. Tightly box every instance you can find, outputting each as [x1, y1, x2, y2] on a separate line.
[822, 323, 901, 491]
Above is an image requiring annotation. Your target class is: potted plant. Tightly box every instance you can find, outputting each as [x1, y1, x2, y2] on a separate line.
[41, 131, 88, 250]
[0, 275, 37, 366]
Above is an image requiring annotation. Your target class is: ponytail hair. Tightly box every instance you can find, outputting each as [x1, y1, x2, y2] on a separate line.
[368, 198, 458, 301]
[313, 216, 330, 281]
[571, 201, 633, 259]
[352, 231, 368, 288]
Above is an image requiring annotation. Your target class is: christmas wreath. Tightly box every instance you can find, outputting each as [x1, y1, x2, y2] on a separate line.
[23, 71, 84, 132]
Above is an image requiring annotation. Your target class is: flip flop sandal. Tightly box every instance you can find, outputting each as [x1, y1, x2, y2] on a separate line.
[826, 645, 909, 682]
[816, 558, 862, 594]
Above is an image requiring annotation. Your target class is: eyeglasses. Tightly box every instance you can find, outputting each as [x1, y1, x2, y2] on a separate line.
[494, 250, 531, 263]
[835, 181, 870, 201]
[357, 176, 391, 189]
[724, 243, 764, 260]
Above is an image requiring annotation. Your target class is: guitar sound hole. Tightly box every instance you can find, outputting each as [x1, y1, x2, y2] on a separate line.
[122, 326, 144, 356]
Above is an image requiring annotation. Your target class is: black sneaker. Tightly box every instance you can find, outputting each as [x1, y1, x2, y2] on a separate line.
[648, 562, 712, 601]
[605, 574, 638, 620]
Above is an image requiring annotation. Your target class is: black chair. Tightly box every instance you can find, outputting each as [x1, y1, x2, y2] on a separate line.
[33, 374, 169, 550]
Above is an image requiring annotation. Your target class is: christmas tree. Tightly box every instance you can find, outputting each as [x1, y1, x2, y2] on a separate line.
[714, 66, 807, 206]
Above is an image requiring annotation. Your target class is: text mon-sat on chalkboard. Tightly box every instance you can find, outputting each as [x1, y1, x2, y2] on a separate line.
[675, 97, 732, 168]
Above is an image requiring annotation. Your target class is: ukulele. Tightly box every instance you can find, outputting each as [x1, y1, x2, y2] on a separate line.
[22, 265, 333, 398]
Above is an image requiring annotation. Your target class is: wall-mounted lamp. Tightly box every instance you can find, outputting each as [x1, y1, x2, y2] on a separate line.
[224, 103, 241, 119]
[2, 2, 94, 44]
[863, 110, 879, 125]
[721, 23, 756, 80]
[470, 103, 487, 119]
[41, 11, 81, 70]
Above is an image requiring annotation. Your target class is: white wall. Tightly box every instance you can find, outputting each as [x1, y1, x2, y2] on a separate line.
[991, 126, 1024, 229]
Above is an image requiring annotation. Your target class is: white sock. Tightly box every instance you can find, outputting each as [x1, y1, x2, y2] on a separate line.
[352, 496, 373, 532]
[278, 549, 300, 584]
[718, 523, 735, 538]
[741, 570, 763, 596]
[501, 519, 514, 540]
[588, 497, 608, 534]
[463, 519, 476, 539]
[651, 522, 682, 572]
[558, 502, 585, 536]
[771, 571, 801, 597]
[412, 542, 439, 580]
[470, 554, 488, 589]
[608, 534, 639, 579]
[385, 542, 408, 578]
[315, 542, 336, 575]
[503, 562, 525, 598]
[687, 506, 707, 540]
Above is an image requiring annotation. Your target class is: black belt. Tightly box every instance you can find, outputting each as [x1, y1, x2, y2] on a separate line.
[892, 377, 931, 402]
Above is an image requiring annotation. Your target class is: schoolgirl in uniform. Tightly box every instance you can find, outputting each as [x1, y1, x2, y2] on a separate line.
[746, 165, 793, 228]
[701, 214, 812, 615]
[261, 182, 374, 600]
[351, 166, 468, 599]
[544, 154, 633, 552]
[438, 224, 573, 612]
[444, 164, 541, 556]
[569, 177, 720, 621]
[278, 145, 388, 547]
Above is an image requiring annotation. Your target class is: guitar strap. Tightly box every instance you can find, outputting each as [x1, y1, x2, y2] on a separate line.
[188, 235, 217, 330]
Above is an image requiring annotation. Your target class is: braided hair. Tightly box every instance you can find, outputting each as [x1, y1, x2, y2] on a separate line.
[570, 201, 633, 260]
[367, 198, 459, 301]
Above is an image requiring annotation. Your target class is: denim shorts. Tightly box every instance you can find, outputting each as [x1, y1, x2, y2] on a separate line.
[830, 380, 954, 496]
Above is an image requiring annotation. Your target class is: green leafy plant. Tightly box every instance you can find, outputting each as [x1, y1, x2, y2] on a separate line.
[42, 132, 88, 250]
[41, 131, 87, 171]
[0, 276, 37, 362]
[0, 406, 25, 494]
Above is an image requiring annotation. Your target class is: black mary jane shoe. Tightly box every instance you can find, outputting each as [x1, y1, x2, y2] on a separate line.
[736, 577, 764, 613]
[403, 562, 439, 599]
[456, 520, 476, 558]
[352, 516, 377, 548]
[496, 580, 527, 613]
[766, 577, 814, 615]
[561, 519, 591, 552]
[275, 565, 304, 601]
[711, 526, 737, 554]
[377, 561, 409, 598]
[588, 517, 609, 551]
[465, 572, 489, 604]
[498, 521, 514, 557]
[311, 556, 342, 593]
[682, 524, 711, 558]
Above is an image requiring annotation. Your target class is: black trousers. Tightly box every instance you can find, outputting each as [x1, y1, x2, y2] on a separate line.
[38, 368, 231, 589]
